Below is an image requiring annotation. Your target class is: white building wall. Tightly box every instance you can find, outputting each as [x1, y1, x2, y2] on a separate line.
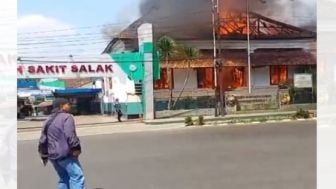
[94, 80, 103, 89]
[173, 69, 198, 90]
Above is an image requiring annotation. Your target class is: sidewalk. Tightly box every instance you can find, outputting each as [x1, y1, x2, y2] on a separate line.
[18, 122, 185, 141]
[18, 115, 137, 130]
[18, 111, 316, 141]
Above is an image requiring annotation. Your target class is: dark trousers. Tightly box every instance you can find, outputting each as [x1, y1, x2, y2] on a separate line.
[117, 111, 122, 122]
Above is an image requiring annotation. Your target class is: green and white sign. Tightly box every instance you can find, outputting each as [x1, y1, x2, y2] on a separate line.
[38, 79, 65, 90]
[110, 23, 159, 120]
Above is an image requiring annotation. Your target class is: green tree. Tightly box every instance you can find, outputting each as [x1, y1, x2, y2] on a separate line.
[156, 35, 176, 110]
[172, 46, 200, 109]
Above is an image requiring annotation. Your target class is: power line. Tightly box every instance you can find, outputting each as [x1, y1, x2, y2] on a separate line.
[18, 33, 154, 51]
[18, 47, 105, 55]
[17, 26, 211, 50]
[17, 30, 159, 48]
[18, 9, 210, 36]
[18, 32, 105, 41]
[17, 30, 154, 45]
[19, 54, 112, 58]
[18, 38, 108, 46]
[18, 23, 126, 36]
[18, 32, 106, 42]
[18, 57, 214, 64]
[18, 22, 213, 42]
[18, 41, 108, 50]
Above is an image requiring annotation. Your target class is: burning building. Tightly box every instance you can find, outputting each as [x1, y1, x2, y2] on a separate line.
[103, 0, 316, 113]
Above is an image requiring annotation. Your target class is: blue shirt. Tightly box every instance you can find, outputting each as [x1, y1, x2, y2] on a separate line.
[114, 103, 121, 112]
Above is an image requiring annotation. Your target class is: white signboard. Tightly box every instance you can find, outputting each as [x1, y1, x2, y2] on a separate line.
[294, 74, 313, 88]
[17, 63, 115, 79]
[17, 89, 53, 98]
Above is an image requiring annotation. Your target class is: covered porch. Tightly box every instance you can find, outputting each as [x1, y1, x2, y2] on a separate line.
[153, 48, 316, 113]
[219, 49, 316, 113]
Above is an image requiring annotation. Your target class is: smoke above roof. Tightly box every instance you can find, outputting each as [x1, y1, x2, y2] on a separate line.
[251, 0, 316, 30]
[139, 0, 213, 39]
[140, 0, 316, 32]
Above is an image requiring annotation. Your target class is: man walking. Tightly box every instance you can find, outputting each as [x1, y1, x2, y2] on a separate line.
[38, 98, 85, 189]
[114, 98, 123, 122]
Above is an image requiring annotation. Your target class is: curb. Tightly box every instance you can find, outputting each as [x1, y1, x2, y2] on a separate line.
[18, 120, 141, 133]
[144, 110, 317, 125]
[186, 117, 316, 128]
[145, 110, 316, 126]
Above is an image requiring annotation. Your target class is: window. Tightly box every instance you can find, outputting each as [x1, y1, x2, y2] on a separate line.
[232, 67, 245, 88]
[197, 68, 214, 89]
[270, 66, 288, 85]
[154, 69, 174, 89]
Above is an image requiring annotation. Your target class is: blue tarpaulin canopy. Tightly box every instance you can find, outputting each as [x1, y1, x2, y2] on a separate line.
[17, 80, 38, 89]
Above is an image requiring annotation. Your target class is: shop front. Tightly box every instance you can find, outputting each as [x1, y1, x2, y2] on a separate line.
[18, 24, 159, 120]
[53, 88, 102, 115]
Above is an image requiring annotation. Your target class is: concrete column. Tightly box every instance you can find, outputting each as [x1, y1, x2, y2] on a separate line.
[138, 23, 154, 120]
[95, 79, 104, 114]
[247, 49, 255, 91]
[102, 77, 110, 114]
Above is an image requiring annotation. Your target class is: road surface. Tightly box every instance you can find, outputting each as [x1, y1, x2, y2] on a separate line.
[18, 121, 316, 189]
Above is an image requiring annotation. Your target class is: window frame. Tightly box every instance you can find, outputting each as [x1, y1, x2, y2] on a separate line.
[197, 67, 215, 89]
[270, 65, 288, 85]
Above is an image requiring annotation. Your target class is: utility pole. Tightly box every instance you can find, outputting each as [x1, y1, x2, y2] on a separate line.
[211, 0, 219, 117]
[216, 0, 225, 116]
[247, 0, 252, 94]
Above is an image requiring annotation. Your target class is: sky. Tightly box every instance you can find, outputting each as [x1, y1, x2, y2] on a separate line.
[18, 0, 141, 58]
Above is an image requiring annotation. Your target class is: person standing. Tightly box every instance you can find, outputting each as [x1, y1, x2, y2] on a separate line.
[38, 98, 85, 189]
[114, 98, 123, 122]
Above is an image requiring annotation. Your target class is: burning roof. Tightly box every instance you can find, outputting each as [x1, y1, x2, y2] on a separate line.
[140, 0, 316, 30]
[103, 0, 316, 53]
[218, 10, 315, 39]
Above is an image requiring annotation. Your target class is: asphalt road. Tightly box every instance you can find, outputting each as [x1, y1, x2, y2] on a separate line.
[18, 121, 316, 189]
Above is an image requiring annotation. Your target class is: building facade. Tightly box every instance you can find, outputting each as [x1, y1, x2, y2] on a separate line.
[103, 10, 316, 114]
